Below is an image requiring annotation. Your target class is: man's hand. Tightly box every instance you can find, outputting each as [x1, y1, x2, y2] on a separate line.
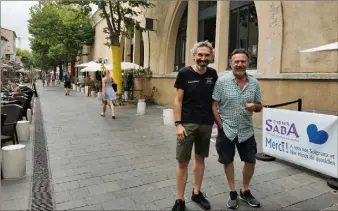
[246, 103, 256, 112]
[176, 124, 187, 143]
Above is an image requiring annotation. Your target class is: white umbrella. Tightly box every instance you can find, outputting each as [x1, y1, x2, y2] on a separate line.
[80, 63, 108, 72]
[121, 62, 143, 70]
[76, 61, 99, 67]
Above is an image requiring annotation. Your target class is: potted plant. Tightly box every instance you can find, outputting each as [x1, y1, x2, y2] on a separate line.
[122, 69, 134, 100]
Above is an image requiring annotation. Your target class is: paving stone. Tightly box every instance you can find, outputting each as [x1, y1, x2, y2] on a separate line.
[72, 204, 104, 210]
[116, 177, 144, 189]
[78, 177, 105, 187]
[270, 175, 306, 190]
[291, 192, 338, 210]
[85, 192, 116, 205]
[251, 181, 286, 198]
[86, 181, 121, 195]
[55, 198, 87, 210]
[54, 187, 90, 203]
[53, 181, 80, 192]
[101, 196, 136, 210]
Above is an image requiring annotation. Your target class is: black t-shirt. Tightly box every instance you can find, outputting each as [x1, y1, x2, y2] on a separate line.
[174, 66, 218, 125]
[64, 76, 71, 83]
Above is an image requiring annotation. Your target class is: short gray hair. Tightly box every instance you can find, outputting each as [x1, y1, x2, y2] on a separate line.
[191, 40, 214, 57]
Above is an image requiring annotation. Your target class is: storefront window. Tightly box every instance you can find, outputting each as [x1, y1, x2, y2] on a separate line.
[228, 2, 258, 69]
[174, 7, 187, 72]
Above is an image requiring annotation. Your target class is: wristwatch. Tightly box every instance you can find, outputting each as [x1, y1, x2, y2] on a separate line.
[175, 121, 182, 126]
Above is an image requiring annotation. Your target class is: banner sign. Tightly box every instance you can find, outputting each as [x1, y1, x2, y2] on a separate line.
[263, 108, 338, 178]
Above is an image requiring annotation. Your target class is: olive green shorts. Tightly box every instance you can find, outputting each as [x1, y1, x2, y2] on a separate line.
[176, 123, 213, 161]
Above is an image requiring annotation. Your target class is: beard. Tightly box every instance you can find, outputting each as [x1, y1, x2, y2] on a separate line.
[233, 67, 246, 76]
[196, 59, 210, 70]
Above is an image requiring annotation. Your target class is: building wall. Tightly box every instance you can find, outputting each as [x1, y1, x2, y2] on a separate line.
[0, 39, 9, 58]
[0, 28, 16, 54]
[281, 1, 338, 73]
[89, 18, 113, 64]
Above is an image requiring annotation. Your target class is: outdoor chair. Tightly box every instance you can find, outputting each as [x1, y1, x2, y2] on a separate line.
[1, 104, 23, 147]
[1, 100, 21, 106]
[1, 113, 7, 131]
[10, 96, 29, 120]
[22, 91, 34, 111]
[13, 93, 29, 98]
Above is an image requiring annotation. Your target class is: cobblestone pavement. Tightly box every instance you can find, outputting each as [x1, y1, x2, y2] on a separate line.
[36, 82, 337, 211]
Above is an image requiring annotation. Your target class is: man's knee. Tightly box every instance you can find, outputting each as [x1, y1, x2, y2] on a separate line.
[194, 154, 205, 164]
[177, 160, 189, 169]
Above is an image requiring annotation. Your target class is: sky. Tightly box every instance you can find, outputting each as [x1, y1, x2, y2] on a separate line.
[0, 1, 98, 51]
[1, 1, 38, 50]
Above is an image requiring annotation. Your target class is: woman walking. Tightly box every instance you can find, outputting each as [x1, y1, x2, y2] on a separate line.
[100, 69, 116, 119]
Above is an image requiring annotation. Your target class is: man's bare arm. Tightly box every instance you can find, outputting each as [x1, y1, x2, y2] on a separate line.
[174, 89, 184, 122]
[212, 100, 223, 129]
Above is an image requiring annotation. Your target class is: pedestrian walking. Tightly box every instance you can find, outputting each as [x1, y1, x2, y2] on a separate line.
[172, 40, 218, 211]
[64, 72, 72, 96]
[212, 48, 263, 209]
[100, 68, 117, 119]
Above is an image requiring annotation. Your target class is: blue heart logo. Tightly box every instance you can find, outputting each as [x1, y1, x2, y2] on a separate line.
[307, 124, 329, 145]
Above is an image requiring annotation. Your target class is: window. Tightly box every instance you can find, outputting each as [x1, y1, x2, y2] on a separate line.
[174, 7, 187, 72]
[228, 2, 258, 69]
[130, 44, 134, 63]
[140, 34, 144, 67]
[199, 1, 217, 11]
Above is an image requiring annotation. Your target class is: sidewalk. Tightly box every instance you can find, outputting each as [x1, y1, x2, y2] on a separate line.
[35, 82, 338, 210]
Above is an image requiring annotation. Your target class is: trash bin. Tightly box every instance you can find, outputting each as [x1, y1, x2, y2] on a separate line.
[163, 109, 174, 125]
[16, 120, 30, 141]
[1, 144, 26, 179]
[137, 99, 146, 115]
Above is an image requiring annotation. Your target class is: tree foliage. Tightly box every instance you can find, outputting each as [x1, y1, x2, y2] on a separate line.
[28, 1, 95, 69]
[62, 0, 154, 46]
[15, 48, 35, 68]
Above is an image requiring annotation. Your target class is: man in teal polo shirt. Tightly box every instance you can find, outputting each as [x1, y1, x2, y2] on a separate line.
[212, 49, 263, 209]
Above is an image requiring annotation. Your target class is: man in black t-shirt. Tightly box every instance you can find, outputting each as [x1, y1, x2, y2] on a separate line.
[172, 41, 218, 211]
[64, 72, 72, 96]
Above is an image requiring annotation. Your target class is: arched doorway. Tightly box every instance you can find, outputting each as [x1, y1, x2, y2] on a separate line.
[174, 7, 187, 72]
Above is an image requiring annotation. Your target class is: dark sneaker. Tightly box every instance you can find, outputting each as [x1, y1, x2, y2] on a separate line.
[227, 191, 239, 209]
[172, 199, 185, 211]
[191, 190, 211, 210]
[239, 189, 260, 207]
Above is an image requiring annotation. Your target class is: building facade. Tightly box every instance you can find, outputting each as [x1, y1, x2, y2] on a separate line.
[84, 1, 338, 128]
[0, 27, 17, 62]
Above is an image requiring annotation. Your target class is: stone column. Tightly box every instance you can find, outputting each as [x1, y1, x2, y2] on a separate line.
[124, 38, 131, 62]
[185, 1, 199, 66]
[214, 1, 230, 72]
[133, 29, 141, 65]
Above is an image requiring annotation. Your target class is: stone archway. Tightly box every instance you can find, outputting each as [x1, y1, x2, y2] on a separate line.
[158, 1, 187, 75]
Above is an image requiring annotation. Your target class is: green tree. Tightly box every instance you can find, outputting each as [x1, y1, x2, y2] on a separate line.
[16, 48, 35, 68]
[28, 2, 94, 77]
[62, 0, 154, 96]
